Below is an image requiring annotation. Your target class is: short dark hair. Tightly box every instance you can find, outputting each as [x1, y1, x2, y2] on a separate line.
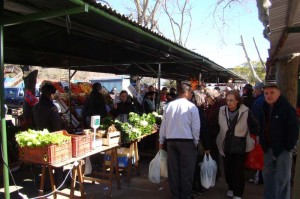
[92, 82, 102, 91]
[178, 83, 192, 95]
[146, 91, 156, 96]
[41, 84, 56, 98]
[119, 90, 128, 96]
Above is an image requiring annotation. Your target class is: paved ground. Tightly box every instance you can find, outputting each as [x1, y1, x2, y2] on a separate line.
[0, 153, 264, 199]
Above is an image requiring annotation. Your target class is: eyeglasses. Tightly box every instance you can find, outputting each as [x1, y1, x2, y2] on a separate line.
[226, 99, 237, 103]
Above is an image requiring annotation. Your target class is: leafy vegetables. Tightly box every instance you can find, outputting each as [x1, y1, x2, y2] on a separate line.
[114, 112, 160, 143]
[15, 129, 70, 147]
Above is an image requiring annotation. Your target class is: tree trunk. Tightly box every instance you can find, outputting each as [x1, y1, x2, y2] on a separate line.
[275, 54, 299, 108]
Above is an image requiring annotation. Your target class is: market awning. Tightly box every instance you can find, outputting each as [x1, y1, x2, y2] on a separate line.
[2, 0, 244, 83]
[258, 0, 300, 78]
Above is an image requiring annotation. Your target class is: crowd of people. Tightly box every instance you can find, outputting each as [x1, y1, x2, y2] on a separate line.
[159, 82, 299, 199]
[32, 81, 299, 199]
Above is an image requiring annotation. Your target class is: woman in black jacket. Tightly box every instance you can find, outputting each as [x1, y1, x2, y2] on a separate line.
[82, 82, 107, 128]
[112, 90, 135, 122]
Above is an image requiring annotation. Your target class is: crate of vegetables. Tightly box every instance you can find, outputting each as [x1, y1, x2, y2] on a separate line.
[16, 129, 71, 165]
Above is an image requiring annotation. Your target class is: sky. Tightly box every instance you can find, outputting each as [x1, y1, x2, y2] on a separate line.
[105, 0, 269, 68]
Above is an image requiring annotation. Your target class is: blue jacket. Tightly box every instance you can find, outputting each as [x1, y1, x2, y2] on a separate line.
[252, 93, 265, 136]
[261, 95, 299, 157]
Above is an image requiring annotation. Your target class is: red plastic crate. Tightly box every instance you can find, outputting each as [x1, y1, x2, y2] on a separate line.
[71, 133, 93, 157]
[19, 141, 71, 165]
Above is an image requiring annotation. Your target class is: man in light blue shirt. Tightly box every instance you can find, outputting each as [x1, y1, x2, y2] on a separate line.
[159, 82, 200, 199]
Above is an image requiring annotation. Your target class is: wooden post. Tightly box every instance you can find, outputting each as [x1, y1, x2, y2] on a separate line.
[275, 54, 299, 108]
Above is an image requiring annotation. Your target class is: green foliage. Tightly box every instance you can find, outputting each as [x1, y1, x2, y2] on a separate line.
[114, 112, 161, 143]
[15, 129, 70, 147]
[231, 61, 266, 84]
[163, 80, 177, 88]
[99, 116, 114, 130]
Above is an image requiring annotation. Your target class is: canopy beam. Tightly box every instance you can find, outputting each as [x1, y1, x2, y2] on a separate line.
[1, 5, 89, 27]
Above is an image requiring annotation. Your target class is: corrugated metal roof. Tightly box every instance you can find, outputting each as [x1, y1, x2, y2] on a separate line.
[267, 0, 300, 77]
[2, 0, 244, 82]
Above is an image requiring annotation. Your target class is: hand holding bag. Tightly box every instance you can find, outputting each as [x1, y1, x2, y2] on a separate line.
[200, 153, 217, 188]
[245, 136, 264, 170]
[148, 149, 168, 183]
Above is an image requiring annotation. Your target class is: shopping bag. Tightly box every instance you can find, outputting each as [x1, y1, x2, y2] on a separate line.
[149, 150, 161, 183]
[200, 153, 217, 189]
[160, 149, 168, 178]
[84, 157, 92, 175]
[149, 149, 168, 183]
[245, 143, 264, 170]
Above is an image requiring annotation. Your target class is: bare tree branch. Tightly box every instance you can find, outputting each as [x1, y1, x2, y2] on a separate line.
[134, 0, 142, 24]
[184, 11, 192, 46]
[162, 0, 177, 42]
[141, 0, 149, 26]
[213, 0, 246, 45]
[240, 35, 262, 82]
[150, 0, 161, 30]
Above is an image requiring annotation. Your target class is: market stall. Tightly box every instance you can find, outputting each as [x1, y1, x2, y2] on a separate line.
[16, 129, 121, 198]
[1, 1, 245, 198]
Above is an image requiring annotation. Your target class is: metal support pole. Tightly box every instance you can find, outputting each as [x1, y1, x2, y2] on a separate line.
[157, 63, 161, 113]
[0, 23, 11, 199]
[68, 67, 72, 126]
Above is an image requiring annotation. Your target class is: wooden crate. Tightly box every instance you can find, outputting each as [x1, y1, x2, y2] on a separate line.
[71, 133, 92, 157]
[102, 131, 120, 146]
[19, 141, 71, 165]
[18, 130, 72, 165]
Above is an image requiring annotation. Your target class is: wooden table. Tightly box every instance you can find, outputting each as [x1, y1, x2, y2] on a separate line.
[103, 130, 158, 182]
[37, 144, 121, 199]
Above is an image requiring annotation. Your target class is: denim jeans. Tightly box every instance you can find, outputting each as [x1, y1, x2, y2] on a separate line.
[263, 148, 292, 199]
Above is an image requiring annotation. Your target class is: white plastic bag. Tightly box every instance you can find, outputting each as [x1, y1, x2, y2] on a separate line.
[160, 150, 168, 178]
[149, 149, 168, 183]
[84, 157, 92, 175]
[200, 153, 217, 189]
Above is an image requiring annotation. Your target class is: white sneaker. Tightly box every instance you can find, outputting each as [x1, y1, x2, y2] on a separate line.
[226, 190, 233, 197]
[233, 197, 241, 199]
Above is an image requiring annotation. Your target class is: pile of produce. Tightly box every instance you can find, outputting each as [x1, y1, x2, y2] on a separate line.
[78, 82, 92, 94]
[15, 129, 71, 147]
[114, 112, 159, 143]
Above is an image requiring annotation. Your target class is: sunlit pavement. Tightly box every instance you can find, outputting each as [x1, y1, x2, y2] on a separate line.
[1, 154, 264, 199]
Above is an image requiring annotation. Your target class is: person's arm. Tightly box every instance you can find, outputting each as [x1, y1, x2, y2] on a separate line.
[191, 106, 200, 146]
[285, 106, 299, 151]
[159, 109, 167, 149]
[100, 94, 108, 117]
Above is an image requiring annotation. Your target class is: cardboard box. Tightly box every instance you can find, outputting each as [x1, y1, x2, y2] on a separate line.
[104, 147, 135, 168]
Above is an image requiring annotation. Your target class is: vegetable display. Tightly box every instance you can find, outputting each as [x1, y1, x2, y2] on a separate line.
[15, 129, 71, 147]
[114, 112, 160, 143]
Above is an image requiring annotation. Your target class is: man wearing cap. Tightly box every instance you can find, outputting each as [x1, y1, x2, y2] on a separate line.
[261, 83, 299, 199]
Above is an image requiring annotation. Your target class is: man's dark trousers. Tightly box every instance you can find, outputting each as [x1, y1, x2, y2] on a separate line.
[167, 140, 197, 199]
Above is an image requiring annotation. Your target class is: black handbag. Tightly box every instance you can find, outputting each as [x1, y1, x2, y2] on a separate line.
[223, 109, 246, 155]
[224, 134, 246, 155]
